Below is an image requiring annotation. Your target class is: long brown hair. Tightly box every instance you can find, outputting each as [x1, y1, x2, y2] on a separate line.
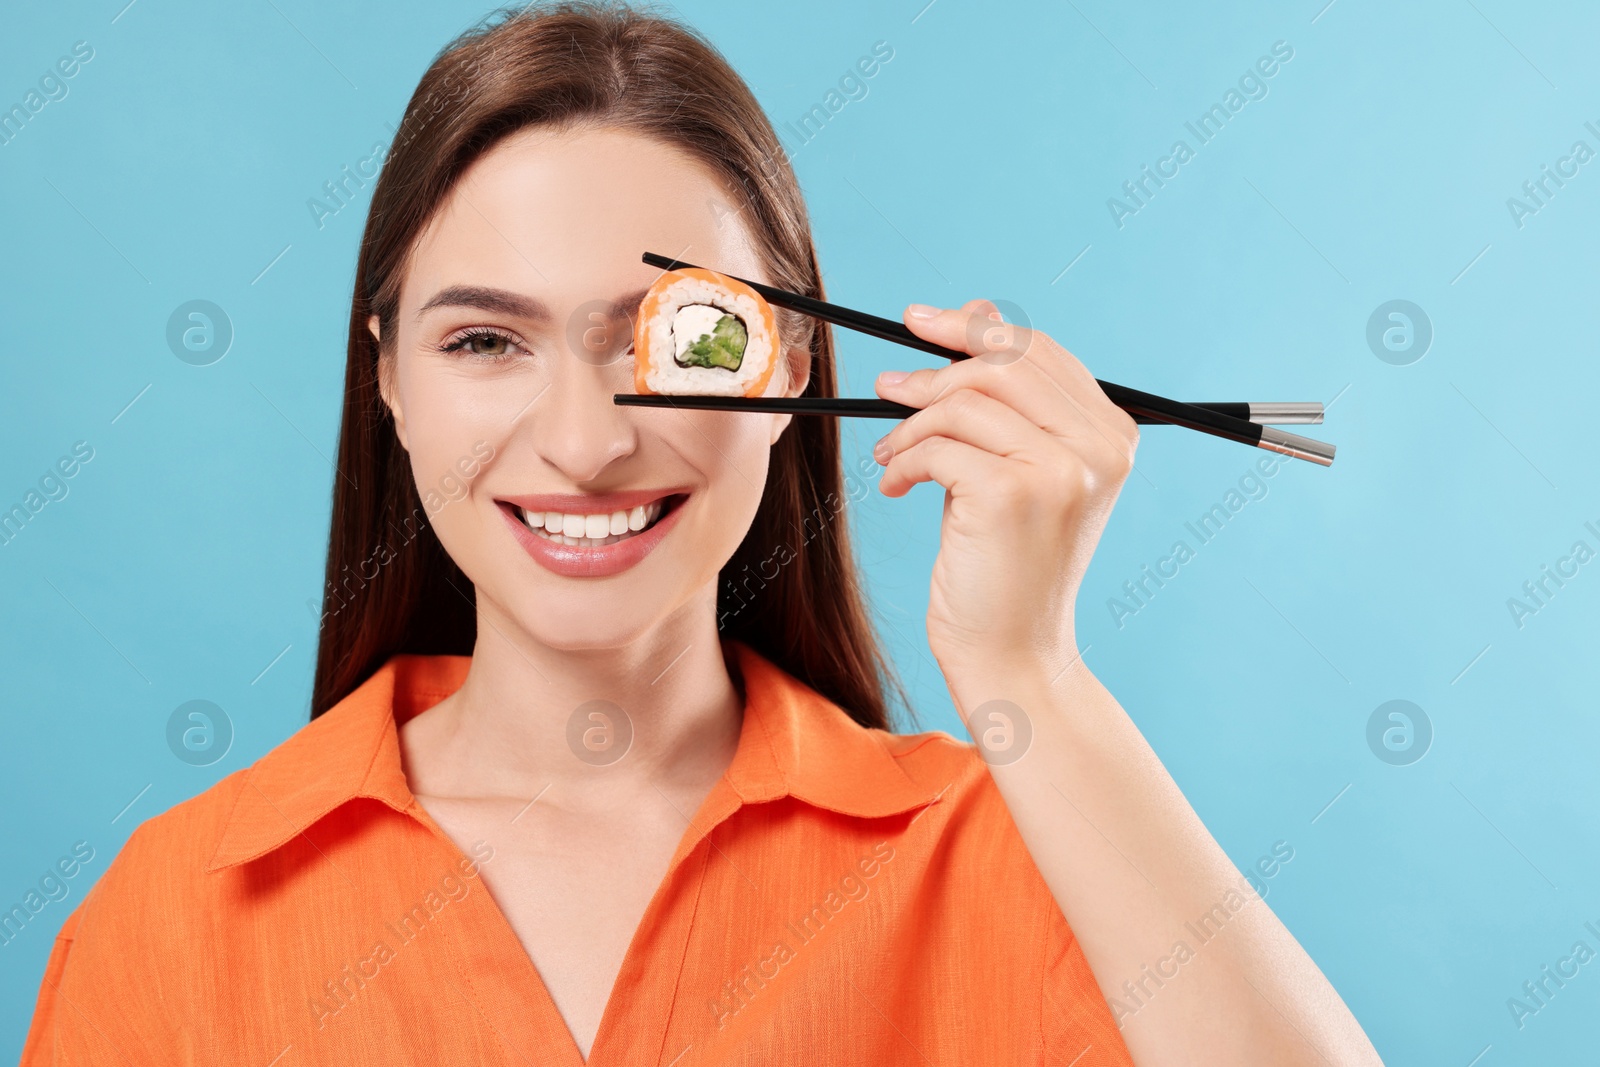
[310, 1, 907, 730]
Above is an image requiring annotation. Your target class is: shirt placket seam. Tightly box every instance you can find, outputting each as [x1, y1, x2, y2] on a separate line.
[402, 800, 575, 1067]
[642, 835, 716, 1067]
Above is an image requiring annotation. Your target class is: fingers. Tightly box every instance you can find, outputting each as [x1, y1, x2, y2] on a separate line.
[925, 300, 1113, 416]
[877, 432, 1013, 502]
[873, 386, 1060, 496]
[898, 301, 1139, 450]
[875, 354, 1137, 471]
[873, 382, 1124, 521]
[878, 429, 1101, 529]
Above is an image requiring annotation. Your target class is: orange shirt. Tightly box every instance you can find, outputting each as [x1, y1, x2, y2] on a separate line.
[23, 639, 1134, 1065]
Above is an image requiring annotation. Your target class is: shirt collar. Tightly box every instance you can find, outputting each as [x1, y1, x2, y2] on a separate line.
[208, 638, 938, 872]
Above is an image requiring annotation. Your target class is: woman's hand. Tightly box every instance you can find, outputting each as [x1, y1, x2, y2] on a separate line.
[874, 302, 1384, 1067]
[876, 302, 1388, 1067]
[872, 300, 1139, 687]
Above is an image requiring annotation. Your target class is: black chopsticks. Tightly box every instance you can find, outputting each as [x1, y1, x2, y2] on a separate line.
[616, 253, 1336, 466]
[616, 395, 1324, 426]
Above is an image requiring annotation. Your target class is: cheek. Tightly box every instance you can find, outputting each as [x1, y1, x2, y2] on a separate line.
[661, 413, 778, 562]
[398, 365, 515, 482]
[680, 412, 778, 494]
[393, 368, 510, 554]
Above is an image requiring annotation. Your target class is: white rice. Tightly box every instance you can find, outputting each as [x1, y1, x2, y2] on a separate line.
[641, 274, 774, 396]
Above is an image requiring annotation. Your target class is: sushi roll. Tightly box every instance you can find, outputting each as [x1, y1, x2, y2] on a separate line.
[633, 267, 780, 397]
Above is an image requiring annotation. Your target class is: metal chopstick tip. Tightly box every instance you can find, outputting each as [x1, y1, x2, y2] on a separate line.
[1259, 426, 1336, 466]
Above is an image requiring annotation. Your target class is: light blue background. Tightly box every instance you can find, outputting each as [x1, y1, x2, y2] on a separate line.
[3, 0, 1597, 1061]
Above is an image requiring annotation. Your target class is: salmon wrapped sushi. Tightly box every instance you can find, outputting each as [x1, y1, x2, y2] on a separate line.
[633, 267, 779, 397]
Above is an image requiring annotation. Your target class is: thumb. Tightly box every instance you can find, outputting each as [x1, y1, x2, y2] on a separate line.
[903, 301, 1032, 364]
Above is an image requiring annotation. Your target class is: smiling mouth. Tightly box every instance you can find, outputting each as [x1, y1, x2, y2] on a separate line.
[501, 493, 687, 548]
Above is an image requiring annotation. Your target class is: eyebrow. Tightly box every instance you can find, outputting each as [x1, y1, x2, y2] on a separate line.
[415, 285, 651, 323]
[416, 285, 548, 323]
[608, 288, 651, 321]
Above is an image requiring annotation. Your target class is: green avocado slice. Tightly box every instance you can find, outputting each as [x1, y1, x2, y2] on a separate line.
[676, 313, 748, 371]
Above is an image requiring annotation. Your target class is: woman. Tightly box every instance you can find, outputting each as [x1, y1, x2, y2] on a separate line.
[22, 4, 1381, 1064]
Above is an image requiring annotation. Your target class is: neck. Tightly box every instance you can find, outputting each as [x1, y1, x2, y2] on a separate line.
[401, 588, 744, 805]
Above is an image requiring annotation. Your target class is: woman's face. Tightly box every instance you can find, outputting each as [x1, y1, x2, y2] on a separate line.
[374, 125, 805, 651]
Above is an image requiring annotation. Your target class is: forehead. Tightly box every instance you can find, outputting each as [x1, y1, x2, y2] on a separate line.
[401, 125, 766, 312]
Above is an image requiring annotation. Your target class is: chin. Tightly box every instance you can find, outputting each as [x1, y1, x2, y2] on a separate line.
[491, 573, 706, 655]
[525, 612, 664, 653]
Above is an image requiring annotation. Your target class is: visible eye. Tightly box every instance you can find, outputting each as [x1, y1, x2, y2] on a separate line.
[437, 327, 527, 363]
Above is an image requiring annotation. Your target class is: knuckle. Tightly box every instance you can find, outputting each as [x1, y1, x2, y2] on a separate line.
[990, 466, 1032, 505]
[1111, 419, 1140, 473]
[944, 386, 985, 419]
[928, 369, 966, 404]
[1049, 456, 1090, 500]
[902, 403, 937, 438]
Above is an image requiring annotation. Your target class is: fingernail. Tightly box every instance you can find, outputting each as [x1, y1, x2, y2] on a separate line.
[872, 437, 892, 464]
[879, 370, 909, 386]
[906, 303, 939, 319]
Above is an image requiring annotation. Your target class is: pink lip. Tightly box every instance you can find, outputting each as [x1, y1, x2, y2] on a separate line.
[497, 493, 689, 578]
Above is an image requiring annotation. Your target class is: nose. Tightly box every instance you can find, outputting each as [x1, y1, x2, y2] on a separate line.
[523, 349, 639, 485]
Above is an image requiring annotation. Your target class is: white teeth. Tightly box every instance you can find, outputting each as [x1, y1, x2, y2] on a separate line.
[518, 499, 671, 545]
